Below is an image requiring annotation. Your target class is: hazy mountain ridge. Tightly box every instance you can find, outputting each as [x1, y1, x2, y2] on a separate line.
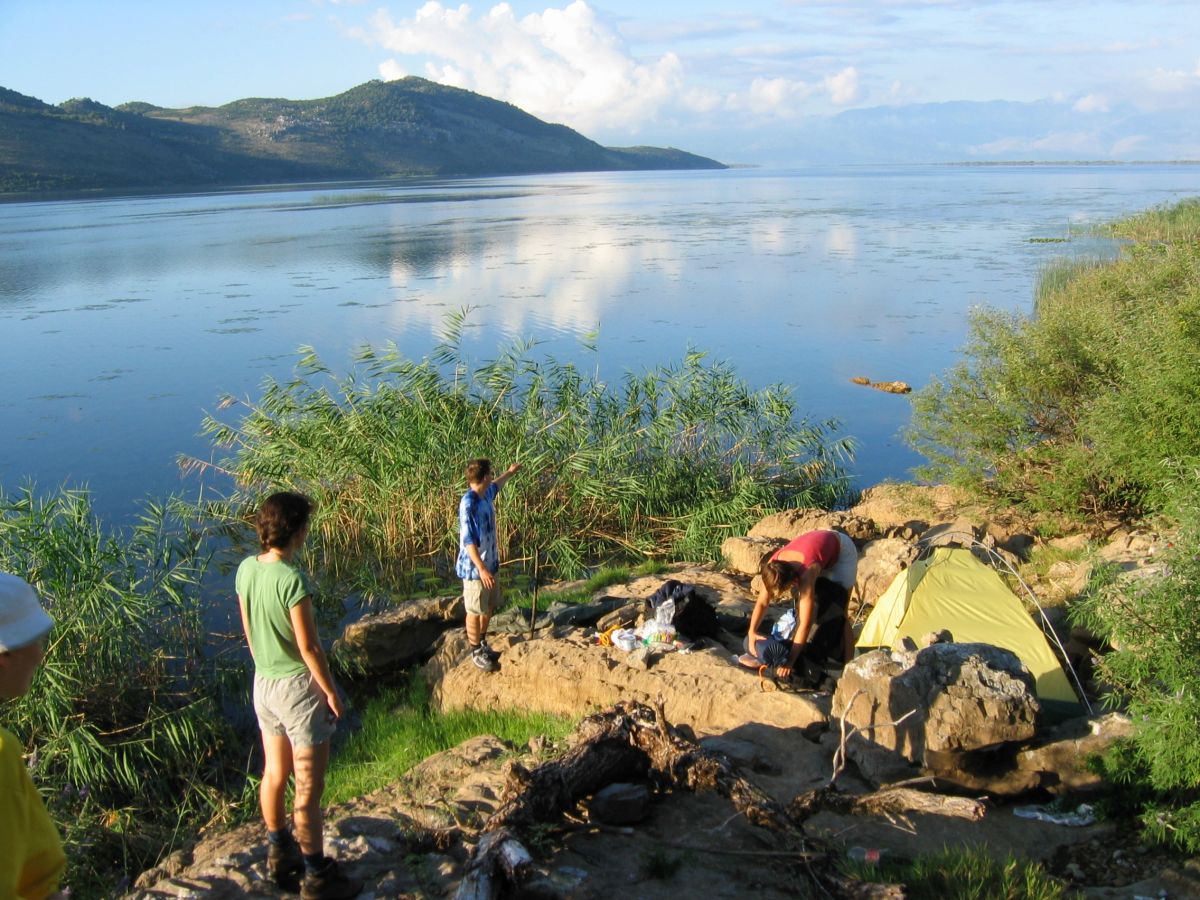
[729, 99, 1200, 166]
[0, 78, 725, 194]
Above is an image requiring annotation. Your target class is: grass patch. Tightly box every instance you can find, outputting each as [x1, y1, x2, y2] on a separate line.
[633, 559, 670, 576]
[842, 846, 1068, 900]
[1018, 541, 1093, 585]
[324, 674, 574, 805]
[639, 847, 686, 880]
[1107, 196, 1200, 243]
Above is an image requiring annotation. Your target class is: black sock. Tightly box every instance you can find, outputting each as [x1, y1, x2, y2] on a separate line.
[303, 852, 328, 873]
[267, 828, 291, 845]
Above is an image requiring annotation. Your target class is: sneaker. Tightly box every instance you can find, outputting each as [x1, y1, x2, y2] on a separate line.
[267, 835, 303, 891]
[300, 858, 362, 900]
[471, 644, 498, 672]
[479, 639, 501, 661]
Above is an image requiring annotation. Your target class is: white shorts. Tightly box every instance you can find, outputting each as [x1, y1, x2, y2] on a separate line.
[822, 531, 859, 591]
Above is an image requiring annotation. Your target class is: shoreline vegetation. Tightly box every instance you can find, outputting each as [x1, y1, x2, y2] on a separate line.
[3, 197, 1200, 896]
[183, 310, 853, 607]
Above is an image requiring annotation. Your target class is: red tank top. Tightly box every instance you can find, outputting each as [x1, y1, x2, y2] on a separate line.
[769, 530, 840, 571]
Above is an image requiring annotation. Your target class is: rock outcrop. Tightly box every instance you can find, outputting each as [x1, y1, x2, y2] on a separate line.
[832, 644, 1041, 788]
[748, 508, 876, 543]
[333, 595, 463, 674]
[720, 535, 784, 575]
[425, 629, 830, 736]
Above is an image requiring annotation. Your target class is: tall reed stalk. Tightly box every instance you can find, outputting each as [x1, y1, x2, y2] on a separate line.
[186, 313, 854, 600]
[0, 487, 248, 897]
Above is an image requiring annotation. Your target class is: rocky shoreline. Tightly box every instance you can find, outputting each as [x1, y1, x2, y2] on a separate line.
[128, 484, 1199, 899]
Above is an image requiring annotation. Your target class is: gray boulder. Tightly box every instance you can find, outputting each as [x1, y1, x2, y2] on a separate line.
[833, 644, 1040, 780]
[720, 535, 785, 575]
[333, 595, 463, 674]
[585, 783, 651, 825]
[748, 508, 876, 543]
[854, 537, 918, 607]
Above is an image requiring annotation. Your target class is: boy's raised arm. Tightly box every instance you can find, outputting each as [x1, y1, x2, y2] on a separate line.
[493, 461, 522, 489]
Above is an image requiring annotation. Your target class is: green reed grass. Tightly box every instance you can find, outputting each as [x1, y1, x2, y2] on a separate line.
[842, 846, 1068, 900]
[324, 674, 573, 804]
[186, 311, 853, 603]
[0, 486, 250, 898]
[1033, 257, 1106, 315]
[1107, 196, 1200, 243]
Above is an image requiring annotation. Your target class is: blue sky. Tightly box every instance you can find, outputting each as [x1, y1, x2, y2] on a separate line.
[2, 1, 1198, 161]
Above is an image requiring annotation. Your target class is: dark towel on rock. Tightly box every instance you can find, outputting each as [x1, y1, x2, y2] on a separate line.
[646, 579, 721, 640]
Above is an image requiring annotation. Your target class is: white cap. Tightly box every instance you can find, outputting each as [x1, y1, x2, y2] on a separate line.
[0, 573, 54, 652]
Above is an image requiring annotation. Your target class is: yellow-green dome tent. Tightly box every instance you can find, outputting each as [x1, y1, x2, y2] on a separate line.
[856, 546, 1084, 718]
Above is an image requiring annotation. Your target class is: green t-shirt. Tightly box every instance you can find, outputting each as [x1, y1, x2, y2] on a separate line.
[235, 555, 313, 679]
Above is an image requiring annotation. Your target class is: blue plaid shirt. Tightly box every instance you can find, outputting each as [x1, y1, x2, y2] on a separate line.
[456, 482, 500, 579]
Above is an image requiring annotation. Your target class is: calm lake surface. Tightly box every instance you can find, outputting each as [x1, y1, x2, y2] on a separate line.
[4, 164, 1200, 524]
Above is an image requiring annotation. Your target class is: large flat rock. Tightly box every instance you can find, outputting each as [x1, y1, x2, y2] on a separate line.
[425, 630, 830, 735]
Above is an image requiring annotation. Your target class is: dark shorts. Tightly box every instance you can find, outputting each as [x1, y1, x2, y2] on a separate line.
[744, 611, 846, 668]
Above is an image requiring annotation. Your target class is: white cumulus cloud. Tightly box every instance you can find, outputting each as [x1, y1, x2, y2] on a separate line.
[361, 2, 868, 133]
[367, 1, 682, 133]
[729, 66, 860, 117]
[378, 59, 407, 81]
[824, 67, 859, 105]
[1073, 93, 1109, 113]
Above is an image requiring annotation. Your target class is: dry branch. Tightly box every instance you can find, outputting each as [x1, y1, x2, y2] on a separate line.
[453, 699, 905, 899]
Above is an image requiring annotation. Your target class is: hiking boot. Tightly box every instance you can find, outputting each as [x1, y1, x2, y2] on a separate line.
[471, 644, 498, 672]
[300, 858, 362, 900]
[267, 834, 303, 891]
[479, 639, 500, 661]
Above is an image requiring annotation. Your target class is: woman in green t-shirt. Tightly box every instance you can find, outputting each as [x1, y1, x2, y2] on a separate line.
[236, 492, 361, 900]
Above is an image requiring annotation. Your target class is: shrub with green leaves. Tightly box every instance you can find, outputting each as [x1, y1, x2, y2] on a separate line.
[909, 198, 1200, 522]
[190, 313, 853, 600]
[0, 487, 247, 897]
[1072, 474, 1200, 852]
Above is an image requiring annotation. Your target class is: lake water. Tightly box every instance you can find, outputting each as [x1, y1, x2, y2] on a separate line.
[4, 164, 1200, 525]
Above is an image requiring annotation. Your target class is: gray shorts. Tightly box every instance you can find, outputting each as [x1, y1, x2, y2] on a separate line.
[253, 671, 336, 748]
[463, 578, 501, 616]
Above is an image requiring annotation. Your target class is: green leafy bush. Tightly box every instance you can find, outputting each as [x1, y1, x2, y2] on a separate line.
[189, 315, 853, 601]
[0, 487, 248, 897]
[1072, 473, 1200, 852]
[909, 199, 1200, 521]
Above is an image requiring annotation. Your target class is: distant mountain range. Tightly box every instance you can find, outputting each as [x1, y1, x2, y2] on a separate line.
[720, 99, 1200, 167]
[0, 78, 724, 194]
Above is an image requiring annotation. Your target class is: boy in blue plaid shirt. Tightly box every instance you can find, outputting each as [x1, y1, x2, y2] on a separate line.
[456, 458, 521, 672]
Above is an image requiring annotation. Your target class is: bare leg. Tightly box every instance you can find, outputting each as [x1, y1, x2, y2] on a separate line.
[477, 612, 491, 642]
[293, 740, 330, 856]
[260, 733, 294, 832]
[465, 612, 482, 645]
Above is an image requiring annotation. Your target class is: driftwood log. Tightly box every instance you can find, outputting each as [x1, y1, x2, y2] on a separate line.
[453, 699, 905, 899]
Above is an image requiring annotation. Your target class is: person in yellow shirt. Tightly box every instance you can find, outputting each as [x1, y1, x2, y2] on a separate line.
[0, 572, 66, 900]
